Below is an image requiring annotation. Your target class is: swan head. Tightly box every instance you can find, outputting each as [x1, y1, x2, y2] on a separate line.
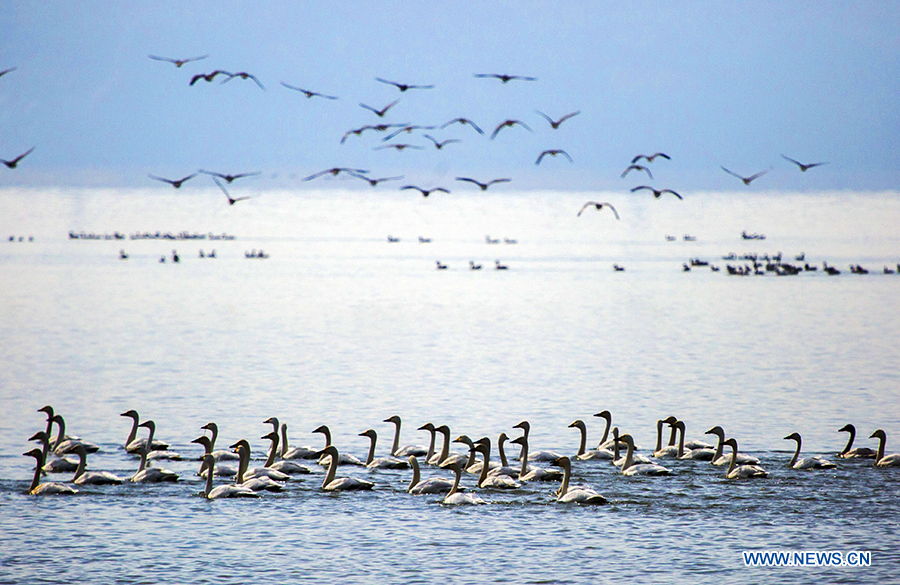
[783, 432, 802, 443]
[312, 425, 330, 435]
[439, 458, 464, 472]
[261, 431, 279, 442]
[316, 445, 339, 459]
[838, 423, 855, 434]
[550, 456, 571, 469]
[674, 420, 686, 431]
[722, 438, 739, 451]
[263, 417, 279, 427]
[474, 442, 490, 456]
[510, 435, 526, 447]
[200, 422, 218, 433]
[705, 426, 725, 437]
[359, 429, 378, 441]
[384, 415, 402, 426]
[663, 416, 678, 425]
[475, 436, 491, 449]
[497, 432, 509, 444]
[417, 422, 435, 432]
[28, 431, 48, 443]
[229, 439, 251, 452]
[568, 420, 585, 431]
[513, 420, 530, 432]
[612, 426, 620, 439]
[24, 448, 44, 461]
[593, 410, 611, 423]
[191, 436, 212, 448]
[870, 429, 887, 441]
[453, 435, 475, 448]
[618, 433, 635, 447]
[435, 425, 450, 436]
[38, 405, 55, 418]
[119, 409, 139, 420]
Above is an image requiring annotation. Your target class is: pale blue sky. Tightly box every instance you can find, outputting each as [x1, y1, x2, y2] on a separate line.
[1, 2, 898, 192]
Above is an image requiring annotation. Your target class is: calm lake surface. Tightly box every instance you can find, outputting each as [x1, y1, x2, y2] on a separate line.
[1, 187, 899, 584]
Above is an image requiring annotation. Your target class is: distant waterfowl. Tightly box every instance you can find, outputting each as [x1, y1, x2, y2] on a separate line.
[401, 185, 449, 197]
[631, 152, 671, 163]
[455, 177, 511, 191]
[407, 455, 455, 494]
[131, 446, 179, 483]
[139, 420, 182, 461]
[71, 445, 124, 485]
[423, 135, 460, 150]
[199, 169, 260, 183]
[568, 420, 614, 460]
[781, 155, 827, 172]
[23, 449, 78, 495]
[280, 82, 338, 100]
[510, 435, 563, 482]
[121, 409, 169, 453]
[375, 77, 434, 92]
[837, 424, 876, 459]
[490, 119, 533, 139]
[429, 425, 468, 467]
[359, 98, 400, 117]
[1, 147, 34, 169]
[229, 439, 290, 484]
[201, 455, 258, 499]
[439, 459, 486, 505]
[610, 427, 653, 467]
[783, 433, 836, 470]
[119, 250, 128, 260]
[474, 442, 521, 489]
[652, 416, 680, 458]
[722, 438, 768, 479]
[618, 434, 671, 476]
[221, 71, 265, 90]
[350, 173, 404, 187]
[417, 423, 438, 462]
[535, 149, 573, 165]
[260, 431, 314, 474]
[451, 435, 484, 475]
[613, 264, 625, 272]
[28, 431, 78, 473]
[436, 260, 448, 270]
[576, 201, 619, 219]
[374, 143, 424, 151]
[358, 429, 409, 470]
[197, 422, 239, 461]
[630, 186, 682, 199]
[189, 70, 232, 85]
[705, 426, 761, 466]
[303, 167, 369, 181]
[212, 176, 253, 205]
[149, 54, 208, 67]
[440, 117, 484, 135]
[383, 415, 427, 457]
[552, 456, 607, 505]
[316, 446, 375, 491]
[621, 164, 653, 180]
[280, 423, 318, 460]
[869, 429, 900, 467]
[191, 437, 237, 477]
[535, 110, 580, 129]
[720, 166, 771, 185]
[50, 415, 99, 455]
[148, 173, 196, 188]
[474, 73, 536, 83]
[675, 421, 716, 461]
[312, 425, 365, 466]
[593, 411, 615, 450]
[469, 261, 482, 270]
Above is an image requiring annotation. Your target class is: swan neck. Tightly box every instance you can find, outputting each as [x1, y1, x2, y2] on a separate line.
[265, 435, 278, 467]
[29, 454, 42, 492]
[74, 449, 87, 481]
[138, 448, 148, 472]
[464, 446, 477, 469]
[447, 466, 461, 496]
[654, 420, 663, 452]
[518, 438, 529, 478]
[365, 435, 376, 466]
[53, 417, 65, 450]
[558, 460, 570, 497]
[712, 433, 724, 461]
[208, 425, 218, 449]
[390, 421, 401, 456]
[876, 435, 886, 462]
[125, 417, 139, 447]
[677, 424, 686, 457]
[788, 438, 801, 467]
[498, 439, 509, 468]
[204, 459, 214, 496]
[408, 457, 420, 491]
[667, 423, 677, 446]
[280, 426, 289, 457]
[236, 447, 249, 484]
[322, 449, 338, 488]
[726, 444, 738, 475]
[622, 440, 634, 470]
[599, 417, 610, 446]
[477, 448, 490, 486]
[438, 430, 450, 463]
[576, 424, 586, 456]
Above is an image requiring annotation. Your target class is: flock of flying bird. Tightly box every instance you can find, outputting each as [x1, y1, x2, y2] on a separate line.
[23, 405, 899, 505]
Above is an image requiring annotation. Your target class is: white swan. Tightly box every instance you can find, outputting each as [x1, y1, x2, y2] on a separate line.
[384, 415, 427, 457]
[510, 435, 563, 482]
[313, 425, 365, 466]
[593, 410, 615, 450]
[198, 422, 240, 461]
[418, 422, 438, 463]
[618, 434, 671, 476]
[121, 409, 169, 453]
[23, 449, 78, 495]
[869, 429, 900, 467]
[783, 432, 836, 470]
[192, 437, 238, 477]
[131, 445, 179, 483]
[359, 429, 409, 470]
[568, 419, 614, 460]
[316, 446, 375, 491]
[473, 442, 521, 489]
[201, 455, 259, 499]
[136, 420, 181, 461]
[229, 439, 291, 482]
[837, 424, 876, 459]
[70, 445, 124, 485]
[675, 421, 715, 461]
[551, 456, 607, 504]
[50, 414, 99, 456]
[610, 428, 652, 466]
[28, 431, 78, 473]
[512, 421, 563, 462]
[439, 459, 486, 505]
[452, 435, 489, 475]
[722, 438, 768, 479]
[280, 423, 318, 460]
[37, 405, 79, 443]
[652, 416, 679, 458]
[407, 455, 455, 494]
[428, 425, 467, 467]
[484, 434, 521, 477]
[705, 426, 761, 466]
[260, 431, 314, 474]
[232, 442, 285, 492]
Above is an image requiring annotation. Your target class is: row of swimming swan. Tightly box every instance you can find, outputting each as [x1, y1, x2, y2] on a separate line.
[23, 406, 900, 502]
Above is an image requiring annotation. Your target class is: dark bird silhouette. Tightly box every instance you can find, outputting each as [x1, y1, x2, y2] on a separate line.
[148, 173, 197, 188]
[350, 173, 404, 187]
[423, 135, 460, 150]
[577, 201, 620, 219]
[455, 177, 511, 191]
[536, 110, 580, 129]
[490, 119, 533, 139]
[189, 70, 232, 85]
[149, 54, 208, 67]
[222, 72, 265, 90]
[374, 143, 424, 151]
[0, 67, 17, 78]
[383, 125, 436, 141]
[375, 77, 434, 92]
[401, 185, 449, 198]
[441, 118, 484, 135]
[721, 166, 771, 185]
[535, 149, 572, 165]
[621, 165, 652, 179]
[1, 147, 34, 169]
[781, 155, 828, 172]
[304, 168, 369, 181]
[359, 99, 400, 117]
[474, 73, 536, 83]
[280, 82, 338, 100]
[630, 186, 682, 199]
[631, 152, 671, 164]
[199, 170, 260, 183]
[340, 123, 407, 144]
[212, 177, 252, 205]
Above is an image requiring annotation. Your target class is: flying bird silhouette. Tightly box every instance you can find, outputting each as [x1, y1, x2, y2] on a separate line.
[212, 177, 252, 205]
[375, 77, 434, 92]
[490, 119, 533, 139]
[577, 202, 620, 219]
[189, 70, 232, 85]
[781, 155, 828, 172]
[631, 152, 671, 163]
[350, 173, 404, 187]
[340, 123, 407, 143]
[474, 73, 536, 83]
[222, 72, 265, 90]
[383, 125, 436, 141]
[721, 166, 771, 185]
[621, 165, 652, 179]
[198, 170, 260, 183]
[423, 135, 460, 150]
[149, 54, 208, 67]
[148, 173, 197, 188]
[0, 67, 17, 78]
[630, 186, 682, 199]
[440, 118, 484, 135]
[536, 110, 580, 129]
[1, 147, 34, 169]
[280, 82, 338, 100]
[303, 168, 369, 181]
[374, 143, 424, 151]
[359, 99, 400, 117]
[535, 149, 572, 165]
[401, 185, 449, 198]
[455, 177, 511, 191]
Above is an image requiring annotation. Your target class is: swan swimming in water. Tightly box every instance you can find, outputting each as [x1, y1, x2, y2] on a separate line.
[652, 416, 679, 458]
[23, 449, 78, 495]
[191, 437, 238, 477]
[359, 429, 410, 469]
[705, 426, 761, 466]
[316, 446, 375, 491]
[50, 414, 99, 456]
[551, 456, 607, 504]
[568, 419, 614, 460]
[510, 435, 563, 482]
[722, 438, 768, 479]
[675, 421, 716, 461]
[439, 459, 486, 506]
[231, 442, 285, 492]
[837, 424, 877, 459]
[618, 434, 671, 476]
[313, 425, 365, 466]
[228, 439, 291, 483]
[198, 422, 240, 461]
[417, 422, 438, 462]
[121, 410, 169, 453]
[29, 431, 78, 473]
[473, 441, 521, 489]
[200, 455, 259, 499]
[592, 410, 616, 450]
[869, 429, 900, 467]
[138, 421, 182, 461]
[783, 432, 837, 470]
[70, 445, 124, 485]
[260, 432, 314, 474]
[513, 421, 564, 462]
[280, 423, 318, 460]
[384, 415, 427, 457]
[610, 428, 652, 466]
[429, 425, 467, 467]
[131, 445, 179, 483]
[407, 455, 455, 494]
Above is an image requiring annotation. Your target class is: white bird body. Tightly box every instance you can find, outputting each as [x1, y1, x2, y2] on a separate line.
[317, 446, 375, 491]
[784, 433, 836, 470]
[440, 460, 486, 505]
[619, 434, 671, 476]
[23, 449, 78, 495]
[723, 439, 768, 479]
[553, 456, 606, 505]
[870, 430, 900, 468]
[201, 455, 258, 499]
[407, 456, 455, 494]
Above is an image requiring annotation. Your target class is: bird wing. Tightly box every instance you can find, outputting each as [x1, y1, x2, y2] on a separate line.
[661, 190, 682, 200]
[359, 103, 379, 114]
[630, 185, 653, 193]
[488, 179, 511, 186]
[558, 111, 581, 124]
[780, 154, 803, 167]
[302, 170, 331, 181]
[535, 151, 549, 165]
[746, 168, 771, 182]
[605, 203, 621, 219]
[148, 55, 176, 64]
[401, 185, 424, 194]
[178, 173, 198, 183]
[631, 154, 648, 164]
[455, 177, 482, 187]
[11, 147, 35, 164]
[375, 77, 401, 88]
[720, 166, 744, 180]
[577, 202, 593, 217]
[560, 150, 573, 162]
[433, 188, 450, 194]
[652, 152, 671, 160]
[536, 111, 553, 124]
[148, 174, 174, 185]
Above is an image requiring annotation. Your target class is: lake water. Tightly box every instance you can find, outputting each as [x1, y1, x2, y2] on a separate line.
[1, 187, 899, 584]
